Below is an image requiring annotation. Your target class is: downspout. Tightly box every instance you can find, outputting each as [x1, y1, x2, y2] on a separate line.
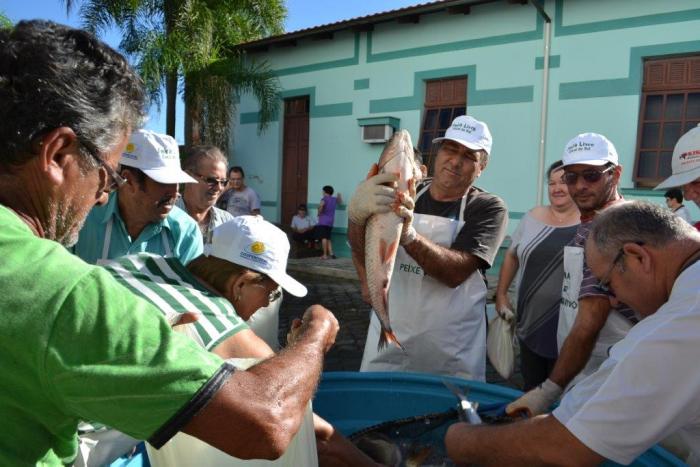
[532, 0, 552, 206]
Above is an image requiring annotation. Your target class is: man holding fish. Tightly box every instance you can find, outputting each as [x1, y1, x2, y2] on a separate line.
[348, 115, 508, 380]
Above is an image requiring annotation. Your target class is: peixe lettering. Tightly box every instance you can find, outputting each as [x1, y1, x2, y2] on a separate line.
[398, 263, 423, 275]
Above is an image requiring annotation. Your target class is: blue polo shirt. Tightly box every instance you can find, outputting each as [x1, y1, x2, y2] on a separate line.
[73, 192, 203, 265]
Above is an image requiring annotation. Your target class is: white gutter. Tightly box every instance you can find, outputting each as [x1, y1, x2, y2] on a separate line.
[532, 1, 552, 206]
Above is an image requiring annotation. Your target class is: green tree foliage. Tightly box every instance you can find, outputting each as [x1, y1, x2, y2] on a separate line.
[64, 0, 285, 152]
[0, 12, 12, 29]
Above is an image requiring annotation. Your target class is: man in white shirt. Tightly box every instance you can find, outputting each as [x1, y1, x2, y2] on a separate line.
[290, 203, 317, 246]
[445, 201, 700, 466]
[664, 188, 692, 223]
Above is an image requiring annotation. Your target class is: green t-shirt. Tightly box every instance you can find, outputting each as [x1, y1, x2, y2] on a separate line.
[0, 205, 226, 466]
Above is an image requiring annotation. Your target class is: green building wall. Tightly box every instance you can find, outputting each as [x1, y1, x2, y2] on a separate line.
[230, 0, 700, 236]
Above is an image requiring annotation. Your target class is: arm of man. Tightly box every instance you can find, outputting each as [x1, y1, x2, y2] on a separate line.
[402, 237, 485, 288]
[402, 192, 508, 288]
[250, 189, 262, 216]
[547, 296, 611, 387]
[506, 296, 611, 416]
[445, 414, 603, 466]
[183, 304, 338, 460]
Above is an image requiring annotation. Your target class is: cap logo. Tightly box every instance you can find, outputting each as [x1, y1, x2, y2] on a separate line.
[250, 241, 265, 254]
[452, 121, 476, 134]
[239, 241, 269, 267]
[567, 141, 595, 154]
[126, 143, 136, 153]
[679, 150, 700, 160]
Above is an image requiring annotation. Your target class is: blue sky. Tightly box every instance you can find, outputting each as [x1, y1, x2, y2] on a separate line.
[1, 0, 418, 143]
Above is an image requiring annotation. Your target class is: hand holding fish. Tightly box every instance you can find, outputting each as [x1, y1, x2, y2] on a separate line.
[396, 178, 417, 245]
[505, 378, 562, 417]
[364, 130, 423, 350]
[348, 163, 399, 225]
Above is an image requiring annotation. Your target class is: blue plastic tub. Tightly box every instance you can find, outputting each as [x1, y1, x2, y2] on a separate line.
[313, 371, 685, 467]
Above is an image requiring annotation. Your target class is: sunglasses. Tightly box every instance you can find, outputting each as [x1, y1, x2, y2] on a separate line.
[563, 165, 614, 185]
[194, 173, 228, 188]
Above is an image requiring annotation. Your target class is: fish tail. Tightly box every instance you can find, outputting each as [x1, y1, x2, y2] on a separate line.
[377, 328, 404, 352]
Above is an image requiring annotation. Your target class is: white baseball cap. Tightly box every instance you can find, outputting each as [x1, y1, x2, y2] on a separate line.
[432, 115, 493, 155]
[204, 216, 307, 297]
[655, 124, 700, 190]
[562, 133, 619, 167]
[120, 129, 197, 184]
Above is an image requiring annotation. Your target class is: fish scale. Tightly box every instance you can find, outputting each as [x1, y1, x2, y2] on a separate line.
[365, 130, 422, 350]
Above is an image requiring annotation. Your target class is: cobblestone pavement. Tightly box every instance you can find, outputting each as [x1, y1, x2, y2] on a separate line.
[278, 269, 524, 390]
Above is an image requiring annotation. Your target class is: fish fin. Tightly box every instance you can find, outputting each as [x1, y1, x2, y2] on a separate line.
[377, 328, 404, 352]
[382, 239, 399, 265]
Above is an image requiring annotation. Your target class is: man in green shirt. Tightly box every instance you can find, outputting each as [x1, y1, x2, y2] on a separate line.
[0, 20, 338, 466]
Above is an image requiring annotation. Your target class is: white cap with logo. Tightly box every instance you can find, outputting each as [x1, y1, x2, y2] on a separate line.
[120, 129, 197, 184]
[561, 133, 619, 167]
[655, 124, 700, 190]
[432, 115, 493, 155]
[205, 216, 307, 297]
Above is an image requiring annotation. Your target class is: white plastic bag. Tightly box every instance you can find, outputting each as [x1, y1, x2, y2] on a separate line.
[487, 312, 517, 380]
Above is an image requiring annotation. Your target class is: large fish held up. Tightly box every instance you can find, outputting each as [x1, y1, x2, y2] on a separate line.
[365, 129, 423, 351]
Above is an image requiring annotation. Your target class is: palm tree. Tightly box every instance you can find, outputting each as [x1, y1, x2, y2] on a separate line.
[64, 0, 284, 152]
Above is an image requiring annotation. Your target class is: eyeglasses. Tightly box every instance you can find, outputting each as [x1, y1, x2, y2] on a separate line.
[81, 142, 127, 192]
[194, 173, 228, 188]
[563, 165, 614, 185]
[268, 288, 282, 303]
[596, 248, 625, 293]
[253, 282, 282, 303]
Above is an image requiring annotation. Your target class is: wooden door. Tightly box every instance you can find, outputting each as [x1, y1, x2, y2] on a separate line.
[282, 97, 310, 225]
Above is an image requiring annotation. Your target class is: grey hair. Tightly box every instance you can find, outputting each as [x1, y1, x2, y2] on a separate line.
[589, 201, 696, 257]
[478, 150, 489, 170]
[0, 20, 146, 171]
[182, 145, 228, 173]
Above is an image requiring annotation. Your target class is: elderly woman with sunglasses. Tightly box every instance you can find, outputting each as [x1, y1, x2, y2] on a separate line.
[84, 216, 378, 467]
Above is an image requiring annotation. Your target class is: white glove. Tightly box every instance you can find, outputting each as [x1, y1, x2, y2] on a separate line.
[506, 379, 562, 417]
[347, 172, 398, 225]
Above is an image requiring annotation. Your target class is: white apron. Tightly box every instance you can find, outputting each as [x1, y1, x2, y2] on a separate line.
[99, 216, 172, 263]
[147, 358, 318, 467]
[360, 184, 488, 380]
[556, 246, 634, 386]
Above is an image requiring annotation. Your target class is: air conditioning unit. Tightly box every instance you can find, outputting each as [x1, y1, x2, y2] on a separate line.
[361, 124, 394, 144]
